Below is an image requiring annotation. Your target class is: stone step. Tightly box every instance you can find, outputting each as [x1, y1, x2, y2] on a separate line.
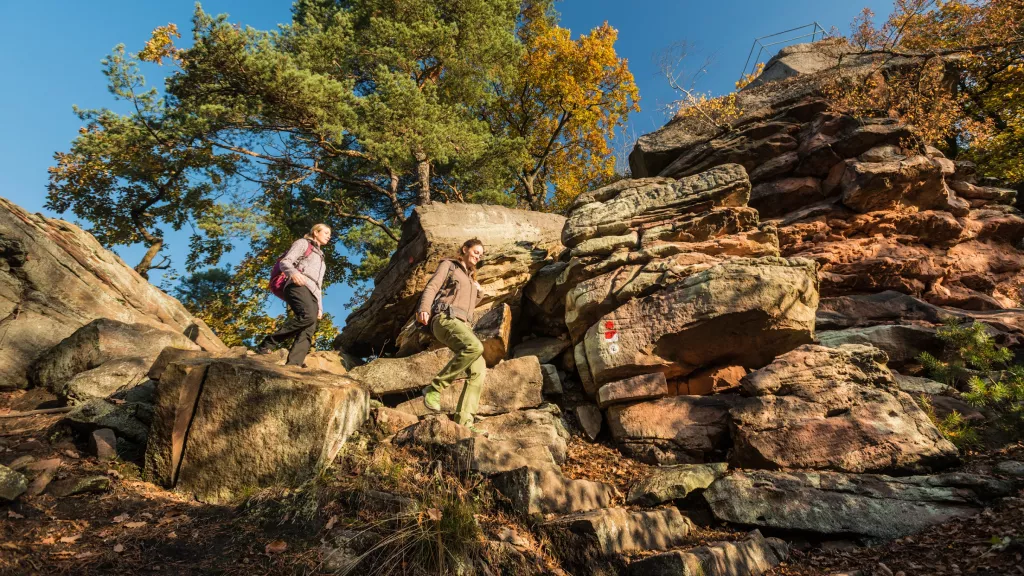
[491, 466, 616, 515]
[453, 436, 555, 475]
[625, 529, 789, 576]
[544, 507, 695, 556]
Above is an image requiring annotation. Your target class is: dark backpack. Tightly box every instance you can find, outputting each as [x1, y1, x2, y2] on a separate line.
[268, 241, 314, 300]
[418, 262, 457, 334]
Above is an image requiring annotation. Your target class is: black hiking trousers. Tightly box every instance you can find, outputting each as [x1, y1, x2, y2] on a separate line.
[263, 283, 319, 366]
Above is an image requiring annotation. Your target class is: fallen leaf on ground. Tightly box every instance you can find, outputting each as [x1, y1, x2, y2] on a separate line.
[39, 537, 55, 545]
[75, 552, 95, 559]
[140, 512, 153, 520]
[325, 515, 338, 531]
[113, 544, 124, 553]
[112, 514, 129, 523]
[167, 531, 177, 539]
[7, 511, 24, 519]
[124, 521, 147, 529]
[0, 543, 18, 551]
[265, 540, 287, 554]
[59, 535, 81, 544]
[63, 450, 80, 459]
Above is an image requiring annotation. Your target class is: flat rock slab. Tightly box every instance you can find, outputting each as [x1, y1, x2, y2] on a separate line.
[453, 436, 555, 475]
[59, 356, 152, 404]
[63, 399, 150, 444]
[491, 466, 615, 516]
[48, 475, 111, 497]
[598, 372, 669, 409]
[563, 165, 751, 248]
[144, 357, 368, 504]
[347, 348, 452, 395]
[578, 257, 817, 388]
[31, 318, 200, 396]
[89, 429, 118, 461]
[627, 530, 789, 576]
[544, 507, 695, 556]
[606, 395, 734, 465]
[513, 337, 572, 364]
[575, 405, 603, 441]
[627, 462, 728, 506]
[473, 407, 569, 464]
[816, 324, 940, 365]
[704, 469, 1014, 540]
[731, 344, 958, 474]
[393, 356, 543, 417]
[338, 203, 565, 357]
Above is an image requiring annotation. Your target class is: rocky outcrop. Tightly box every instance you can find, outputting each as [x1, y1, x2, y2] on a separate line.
[144, 357, 368, 503]
[0, 197, 225, 390]
[576, 257, 818, 391]
[704, 469, 1014, 539]
[606, 395, 734, 465]
[731, 344, 958, 474]
[31, 319, 199, 402]
[544, 507, 695, 556]
[336, 203, 565, 357]
[627, 462, 728, 506]
[626, 530, 789, 576]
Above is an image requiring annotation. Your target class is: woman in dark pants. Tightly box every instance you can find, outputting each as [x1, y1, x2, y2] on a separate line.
[257, 224, 331, 366]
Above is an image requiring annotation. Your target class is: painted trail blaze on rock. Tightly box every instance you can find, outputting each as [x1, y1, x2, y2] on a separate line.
[578, 257, 818, 388]
[144, 357, 368, 504]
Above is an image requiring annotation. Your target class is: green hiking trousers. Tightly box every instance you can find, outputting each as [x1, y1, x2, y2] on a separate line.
[427, 313, 487, 425]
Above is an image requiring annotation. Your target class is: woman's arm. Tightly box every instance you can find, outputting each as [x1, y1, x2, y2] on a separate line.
[416, 260, 452, 324]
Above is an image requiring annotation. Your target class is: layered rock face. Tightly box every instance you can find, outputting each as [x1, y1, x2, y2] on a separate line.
[0, 197, 225, 390]
[336, 203, 565, 357]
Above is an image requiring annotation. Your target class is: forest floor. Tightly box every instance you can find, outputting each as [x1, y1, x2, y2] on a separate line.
[2, 388, 1022, 576]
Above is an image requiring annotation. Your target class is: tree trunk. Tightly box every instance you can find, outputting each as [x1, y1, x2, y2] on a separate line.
[521, 173, 542, 211]
[135, 239, 163, 280]
[415, 151, 431, 205]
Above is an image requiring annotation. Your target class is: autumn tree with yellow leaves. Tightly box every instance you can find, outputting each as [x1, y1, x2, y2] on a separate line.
[490, 0, 639, 211]
[836, 0, 1024, 185]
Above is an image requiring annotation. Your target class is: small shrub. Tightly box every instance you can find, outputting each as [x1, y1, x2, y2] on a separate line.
[918, 394, 981, 450]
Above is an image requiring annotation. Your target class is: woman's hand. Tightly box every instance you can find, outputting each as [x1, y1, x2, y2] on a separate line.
[290, 273, 306, 286]
[318, 311, 323, 320]
[417, 311, 430, 326]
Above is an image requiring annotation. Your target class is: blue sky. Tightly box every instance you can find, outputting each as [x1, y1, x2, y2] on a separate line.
[0, 0, 893, 323]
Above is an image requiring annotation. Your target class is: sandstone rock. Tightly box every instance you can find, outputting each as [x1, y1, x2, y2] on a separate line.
[0, 197, 225, 390]
[89, 429, 118, 461]
[704, 469, 1013, 539]
[626, 529, 788, 576]
[731, 344, 958, 474]
[606, 395, 733, 465]
[474, 407, 569, 464]
[64, 399, 150, 443]
[994, 461, 1024, 477]
[563, 165, 751, 248]
[816, 324, 941, 365]
[491, 466, 615, 516]
[578, 257, 817, 388]
[0, 464, 28, 501]
[369, 406, 419, 436]
[750, 177, 825, 218]
[597, 372, 669, 409]
[302, 350, 349, 375]
[393, 414, 472, 448]
[144, 358, 368, 503]
[681, 365, 747, 395]
[348, 348, 451, 396]
[48, 475, 110, 497]
[544, 507, 695, 556]
[24, 458, 61, 497]
[893, 373, 951, 396]
[540, 364, 562, 396]
[627, 462, 728, 506]
[817, 291, 956, 330]
[453, 435, 555, 475]
[840, 156, 969, 215]
[949, 180, 1016, 206]
[392, 356, 543, 417]
[394, 304, 514, 366]
[148, 348, 212, 380]
[512, 337, 571, 364]
[338, 203, 565, 357]
[31, 319, 200, 396]
[574, 404, 603, 441]
[57, 356, 152, 404]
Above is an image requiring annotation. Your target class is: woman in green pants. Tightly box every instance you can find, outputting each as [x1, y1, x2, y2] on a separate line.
[416, 239, 486, 430]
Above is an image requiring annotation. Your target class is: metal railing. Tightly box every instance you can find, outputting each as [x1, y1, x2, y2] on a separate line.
[740, 22, 830, 82]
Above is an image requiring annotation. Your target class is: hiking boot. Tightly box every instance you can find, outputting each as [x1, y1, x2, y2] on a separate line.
[465, 424, 488, 437]
[422, 386, 441, 412]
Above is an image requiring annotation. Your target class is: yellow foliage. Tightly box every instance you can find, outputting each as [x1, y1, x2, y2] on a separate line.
[138, 23, 182, 65]
[673, 92, 743, 129]
[498, 4, 639, 211]
[735, 62, 765, 90]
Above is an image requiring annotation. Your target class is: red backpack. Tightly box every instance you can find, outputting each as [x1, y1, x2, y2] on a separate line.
[268, 241, 314, 300]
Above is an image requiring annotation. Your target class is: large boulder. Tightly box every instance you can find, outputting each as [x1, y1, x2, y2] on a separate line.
[577, 257, 818, 390]
[337, 203, 565, 357]
[393, 357, 544, 418]
[0, 197, 225, 390]
[731, 344, 958, 474]
[144, 357, 368, 503]
[606, 395, 734, 465]
[30, 319, 199, 401]
[704, 469, 1014, 540]
[473, 406, 569, 464]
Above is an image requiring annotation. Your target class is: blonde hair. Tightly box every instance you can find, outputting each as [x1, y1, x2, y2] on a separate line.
[304, 223, 331, 245]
